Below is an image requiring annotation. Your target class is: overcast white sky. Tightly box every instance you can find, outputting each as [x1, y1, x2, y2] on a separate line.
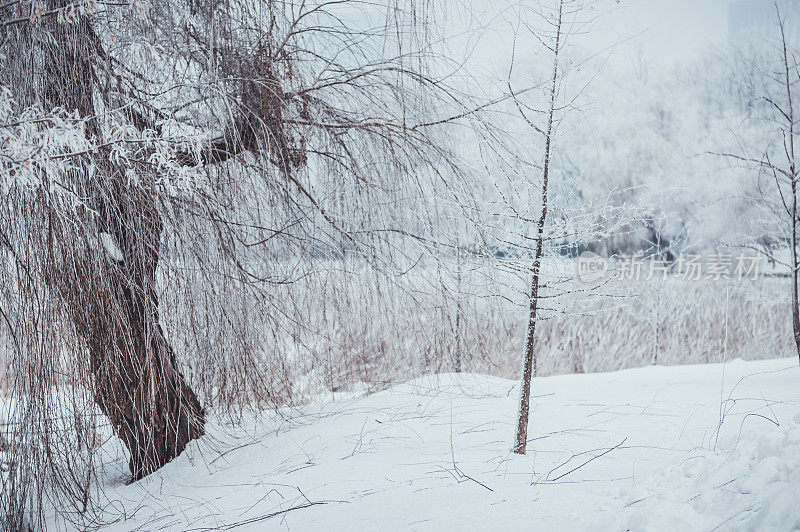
[588, 0, 779, 70]
[586, 0, 733, 69]
[439, 0, 780, 91]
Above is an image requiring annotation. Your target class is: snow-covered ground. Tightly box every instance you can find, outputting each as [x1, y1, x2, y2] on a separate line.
[83, 358, 800, 531]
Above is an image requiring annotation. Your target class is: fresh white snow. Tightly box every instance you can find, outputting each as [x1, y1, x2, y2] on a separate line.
[83, 358, 800, 531]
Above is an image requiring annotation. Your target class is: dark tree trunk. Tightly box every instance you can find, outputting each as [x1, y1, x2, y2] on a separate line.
[791, 181, 800, 364]
[513, 0, 563, 456]
[85, 177, 205, 480]
[86, 270, 205, 480]
[31, 1, 205, 480]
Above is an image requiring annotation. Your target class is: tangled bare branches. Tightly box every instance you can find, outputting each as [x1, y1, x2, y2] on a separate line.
[0, 0, 482, 528]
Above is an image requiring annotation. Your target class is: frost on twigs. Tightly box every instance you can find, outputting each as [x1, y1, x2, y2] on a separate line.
[0, 86, 205, 205]
[0, 0, 478, 528]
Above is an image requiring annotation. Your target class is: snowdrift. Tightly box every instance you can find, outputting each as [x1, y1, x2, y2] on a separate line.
[67, 358, 800, 531]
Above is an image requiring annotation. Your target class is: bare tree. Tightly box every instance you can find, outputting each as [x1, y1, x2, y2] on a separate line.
[511, 0, 565, 455]
[0, 0, 483, 526]
[716, 1, 800, 363]
[500, 0, 612, 455]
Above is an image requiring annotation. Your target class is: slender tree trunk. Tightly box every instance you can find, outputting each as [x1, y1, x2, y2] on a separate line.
[513, 1, 562, 455]
[792, 181, 800, 363]
[35, 2, 205, 480]
[779, 11, 800, 364]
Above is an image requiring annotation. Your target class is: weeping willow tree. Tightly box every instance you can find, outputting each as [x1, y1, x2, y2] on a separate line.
[0, 0, 480, 527]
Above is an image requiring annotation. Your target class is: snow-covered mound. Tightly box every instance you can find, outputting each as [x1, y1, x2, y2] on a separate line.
[77, 358, 800, 531]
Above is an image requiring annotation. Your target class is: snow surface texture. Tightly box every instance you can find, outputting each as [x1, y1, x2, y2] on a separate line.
[80, 358, 800, 531]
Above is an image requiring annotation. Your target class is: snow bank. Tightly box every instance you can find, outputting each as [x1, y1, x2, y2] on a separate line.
[70, 358, 800, 531]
